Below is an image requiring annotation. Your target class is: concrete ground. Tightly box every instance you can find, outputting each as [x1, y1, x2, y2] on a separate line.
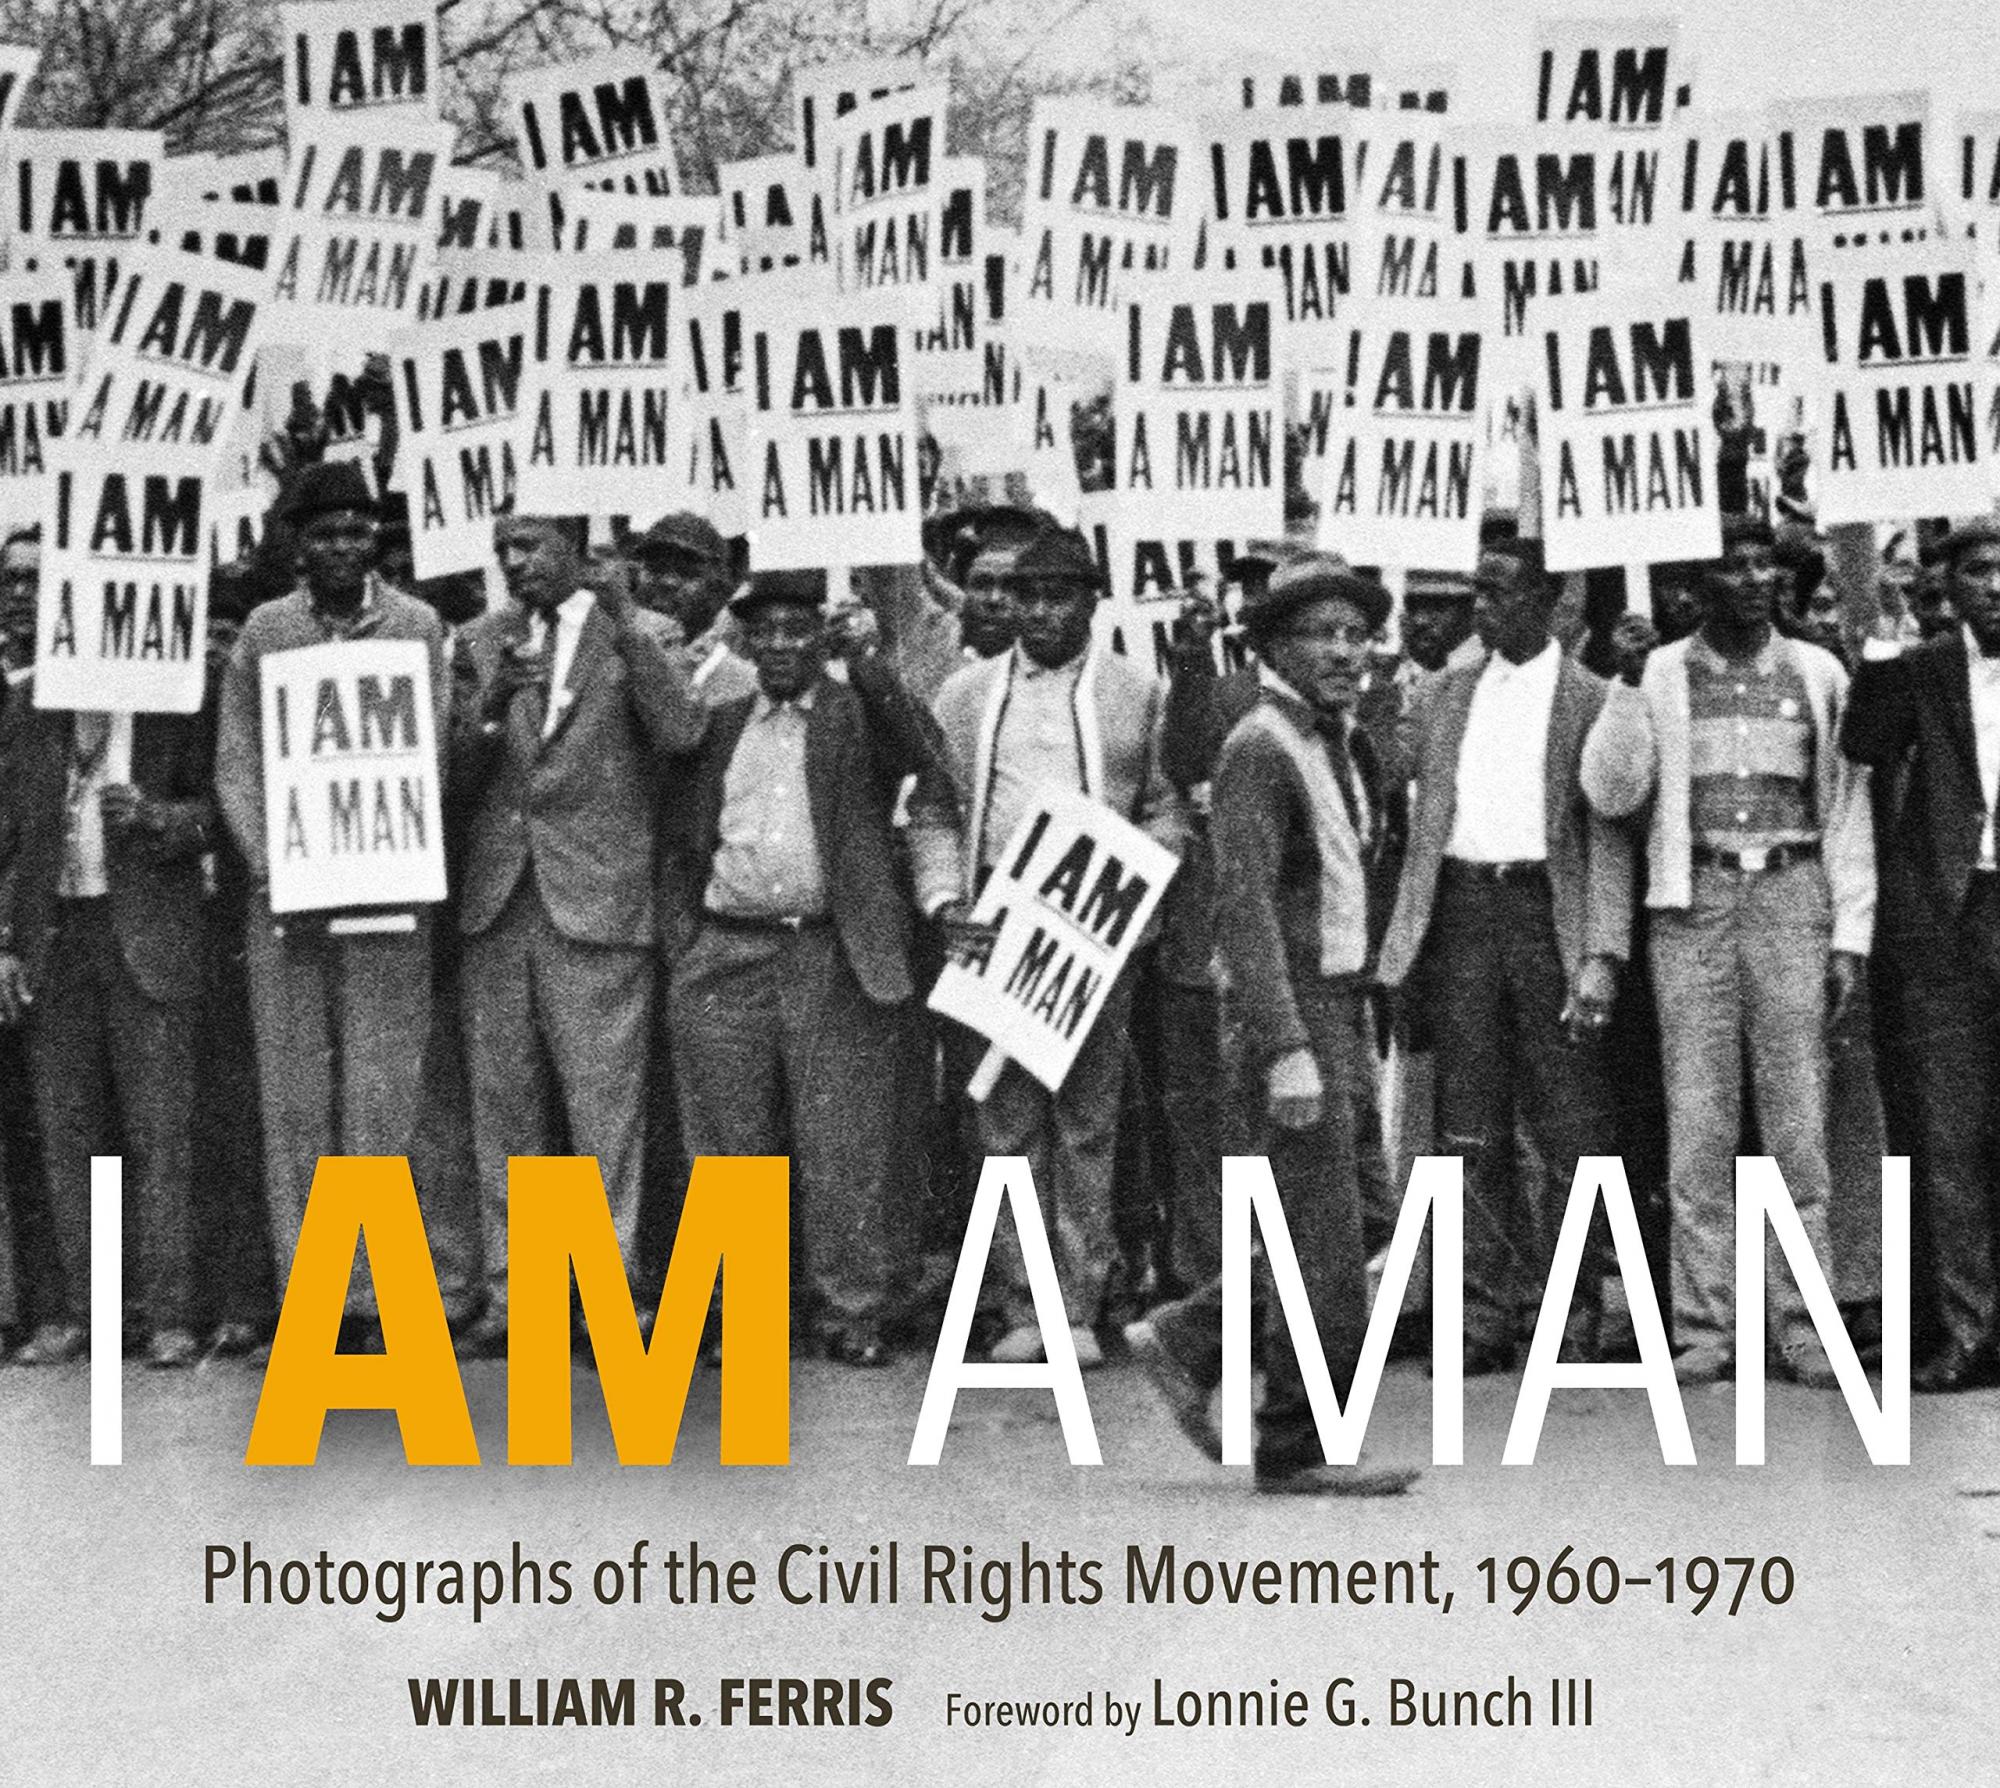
[2, 1350, 1996, 1786]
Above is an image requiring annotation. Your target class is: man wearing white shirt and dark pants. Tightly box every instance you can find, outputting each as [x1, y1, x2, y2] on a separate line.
[1377, 540, 1632, 1374]
[1843, 519, 2000, 1391]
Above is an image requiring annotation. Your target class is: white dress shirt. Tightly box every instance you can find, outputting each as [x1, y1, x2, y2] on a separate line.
[528, 589, 597, 739]
[57, 712, 134, 899]
[1445, 639, 1561, 862]
[1966, 625, 2000, 869]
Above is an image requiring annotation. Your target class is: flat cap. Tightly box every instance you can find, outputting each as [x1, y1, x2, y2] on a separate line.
[729, 566, 827, 616]
[1405, 568, 1477, 604]
[1937, 516, 2000, 564]
[1241, 554, 1390, 635]
[276, 460, 378, 526]
[636, 511, 728, 565]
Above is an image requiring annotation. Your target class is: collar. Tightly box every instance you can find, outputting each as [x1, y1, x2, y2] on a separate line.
[558, 589, 596, 626]
[1256, 661, 1345, 731]
[751, 682, 816, 721]
[1010, 642, 1085, 683]
[1689, 628, 1779, 678]
[1478, 637, 1561, 683]
[1963, 624, 2000, 674]
[307, 574, 382, 632]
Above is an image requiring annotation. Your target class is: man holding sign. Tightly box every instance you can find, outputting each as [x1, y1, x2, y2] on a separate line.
[912, 528, 1183, 1367]
[214, 462, 451, 1344]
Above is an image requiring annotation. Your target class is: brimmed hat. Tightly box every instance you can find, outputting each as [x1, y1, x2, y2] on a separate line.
[276, 460, 378, 526]
[728, 567, 827, 617]
[635, 511, 728, 565]
[1008, 528, 1104, 590]
[1240, 555, 1390, 636]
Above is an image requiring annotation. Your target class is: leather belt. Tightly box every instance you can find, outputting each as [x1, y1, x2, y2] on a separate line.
[1441, 858, 1548, 885]
[1691, 840, 1821, 874]
[702, 907, 830, 934]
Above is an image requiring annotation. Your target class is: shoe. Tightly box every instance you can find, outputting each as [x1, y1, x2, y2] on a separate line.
[988, 1323, 1045, 1364]
[1913, 1341, 1993, 1394]
[12, 1321, 86, 1366]
[1124, 1318, 1222, 1461]
[825, 1331, 895, 1369]
[1559, 1304, 1602, 1365]
[1254, 1458, 1421, 1497]
[146, 1328, 200, 1370]
[454, 1310, 509, 1361]
[1672, 1345, 1733, 1384]
[1777, 1350, 1840, 1389]
[1070, 1326, 1104, 1370]
[206, 1322, 259, 1360]
[1461, 1340, 1515, 1376]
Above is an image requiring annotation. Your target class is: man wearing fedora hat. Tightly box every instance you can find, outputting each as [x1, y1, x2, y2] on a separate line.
[214, 461, 456, 1346]
[660, 569, 946, 1366]
[910, 527, 1184, 1367]
[1843, 517, 2000, 1390]
[1379, 537, 1632, 1376]
[1127, 556, 1417, 1494]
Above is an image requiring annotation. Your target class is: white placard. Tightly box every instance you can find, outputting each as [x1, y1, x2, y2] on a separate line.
[928, 789, 1179, 1092]
[259, 638, 446, 914]
[1313, 293, 1489, 571]
[1534, 292, 1721, 570]
[4, 129, 164, 332]
[281, 0, 438, 121]
[34, 446, 210, 712]
[826, 82, 950, 294]
[0, 267, 73, 523]
[742, 277, 921, 569]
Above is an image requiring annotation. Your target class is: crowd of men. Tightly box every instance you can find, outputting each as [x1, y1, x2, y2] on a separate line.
[1, 446, 1996, 1494]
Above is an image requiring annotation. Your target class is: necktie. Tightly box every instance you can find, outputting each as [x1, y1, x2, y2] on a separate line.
[1317, 716, 1365, 838]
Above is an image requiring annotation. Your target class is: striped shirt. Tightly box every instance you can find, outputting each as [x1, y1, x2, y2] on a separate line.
[1686, 635, 1818, 851]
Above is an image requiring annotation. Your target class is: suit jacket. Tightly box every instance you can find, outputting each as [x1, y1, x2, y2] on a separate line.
[908, 642, 1185, 910]
[1376, 647, 1632, 991]
[0, 700, 215, 1003]
[658, 658, 945, 1005]
[1842, 632, 1985, 956]
[451, 597, 704, 946]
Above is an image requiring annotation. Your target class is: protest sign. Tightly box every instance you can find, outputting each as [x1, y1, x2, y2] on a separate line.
[826, 83, 950, 293]
[1802, 238, 1990, 524]
[1108, 273, 1286, 633]
[1673, 113, 1817, 365]
[910, 159, 987, 396]
[258, 638, 447, 915]
[928, 788, 1178, 1094]
[1534, 292, 1720, 570]
[0, 266, 72, 519]
[1312, 293, 1489, 571]
[1015, 98, 1203, 370]
[1012, 364, 1091, 524]
[66, 242, 271, 460]
[1352, 110, 1480, 307]
[33, 444, 210, 712]
[561, 190, 714, 280]
[272, 113, 456, 347]
[4, 129, 163, 331]
[794, 56, 920, 171]
[717, 152, 824, 273]
[1531, 19, 1686, 136]
[1206, 108, 1367, 340]
[1235, 50, 1382, 111]
[922, 209, 1021, 482]
[1770, 93, 1935, 245]
[0, 43, 36, 131]
[670, 279, 749, 534]
[389, 300, 530, 578]
[519, 256, 680, 514]
[1948, 112, 2000, 254]
[742, 276, 921, 569]
[511, 52, 681, 243]
[280, 0, 438, 122]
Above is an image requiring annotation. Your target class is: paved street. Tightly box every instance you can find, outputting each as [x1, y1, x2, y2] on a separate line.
[3, 1351, 1996, 1786]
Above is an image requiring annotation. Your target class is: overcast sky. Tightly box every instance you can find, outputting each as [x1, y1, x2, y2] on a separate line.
[1130, 0, 1996, 118]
